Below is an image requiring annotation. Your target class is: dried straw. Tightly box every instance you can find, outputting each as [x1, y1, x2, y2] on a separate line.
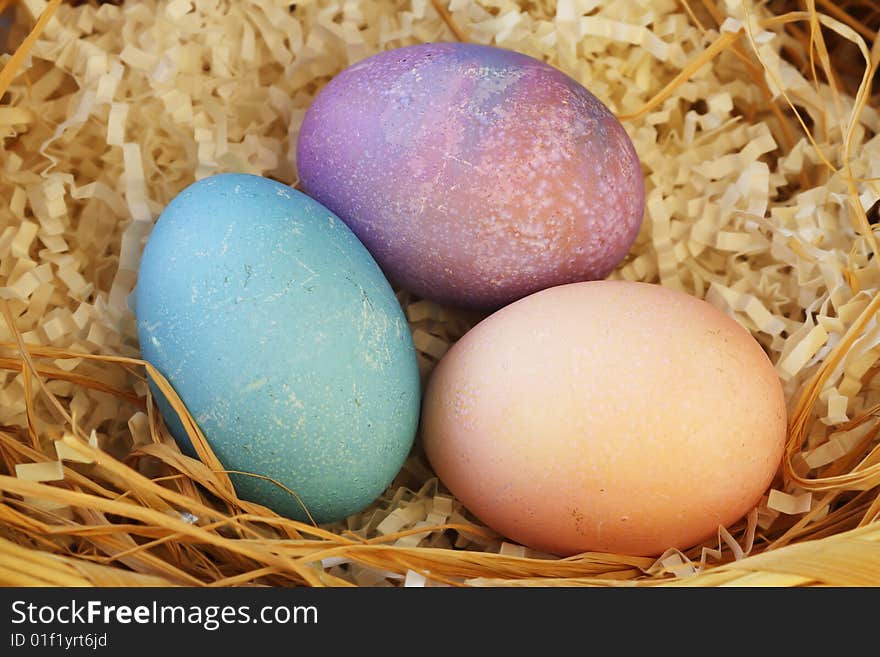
[1, 0, 879, 586]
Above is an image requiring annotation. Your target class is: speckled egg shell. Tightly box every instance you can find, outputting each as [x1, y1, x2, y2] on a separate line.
[135, 173, 421, 524]
[296, 42, 645, 310]
[422, 281, 787, 556]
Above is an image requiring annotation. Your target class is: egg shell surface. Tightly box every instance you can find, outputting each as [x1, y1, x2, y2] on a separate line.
[297, 42, 644, 310]
[422, 281, 787, 556]
[135, 173, 421, 524]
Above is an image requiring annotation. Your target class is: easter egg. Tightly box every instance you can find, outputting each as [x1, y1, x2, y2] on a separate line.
[135, 173, 421, 524]
[296, 42, 645, 310]
[422, 281, 786, 556]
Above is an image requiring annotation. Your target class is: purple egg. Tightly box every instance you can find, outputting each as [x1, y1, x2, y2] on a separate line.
[297, 43, 644, 309]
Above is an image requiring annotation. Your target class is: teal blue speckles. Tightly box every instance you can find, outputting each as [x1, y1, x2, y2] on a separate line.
[135, 173, 421, 523]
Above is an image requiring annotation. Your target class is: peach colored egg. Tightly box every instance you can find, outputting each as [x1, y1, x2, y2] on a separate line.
[421, 281, 787, 557]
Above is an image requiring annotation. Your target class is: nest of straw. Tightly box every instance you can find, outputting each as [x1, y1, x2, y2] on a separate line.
[1, 0, 879, 587]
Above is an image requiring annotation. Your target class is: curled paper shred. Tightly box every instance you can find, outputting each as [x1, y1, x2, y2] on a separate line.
[404, 570, 427, 587]
[54, 434, 95, 464]
[499, 542, 526, 558]
[15, 461, 64, 482]
[767, 489, 813, 516]
[803, 422, 875, 469]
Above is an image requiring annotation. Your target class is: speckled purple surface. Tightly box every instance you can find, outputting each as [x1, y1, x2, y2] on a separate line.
[297, 42, 645, 309]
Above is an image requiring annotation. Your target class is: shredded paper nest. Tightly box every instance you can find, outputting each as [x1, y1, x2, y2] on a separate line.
[1, 0, 880, 587]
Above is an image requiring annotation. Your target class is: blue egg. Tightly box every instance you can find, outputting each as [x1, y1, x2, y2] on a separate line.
[135, 173, 421, 523]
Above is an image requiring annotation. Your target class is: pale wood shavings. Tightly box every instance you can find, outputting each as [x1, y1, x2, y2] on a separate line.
[53, 434, 94, 464]
[499, 542, 527, 557]
[1, 0, 880, 586]
[14, 460, 63, 482]
[403, 569, 427, 587]
[768, 488, 814, 515]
